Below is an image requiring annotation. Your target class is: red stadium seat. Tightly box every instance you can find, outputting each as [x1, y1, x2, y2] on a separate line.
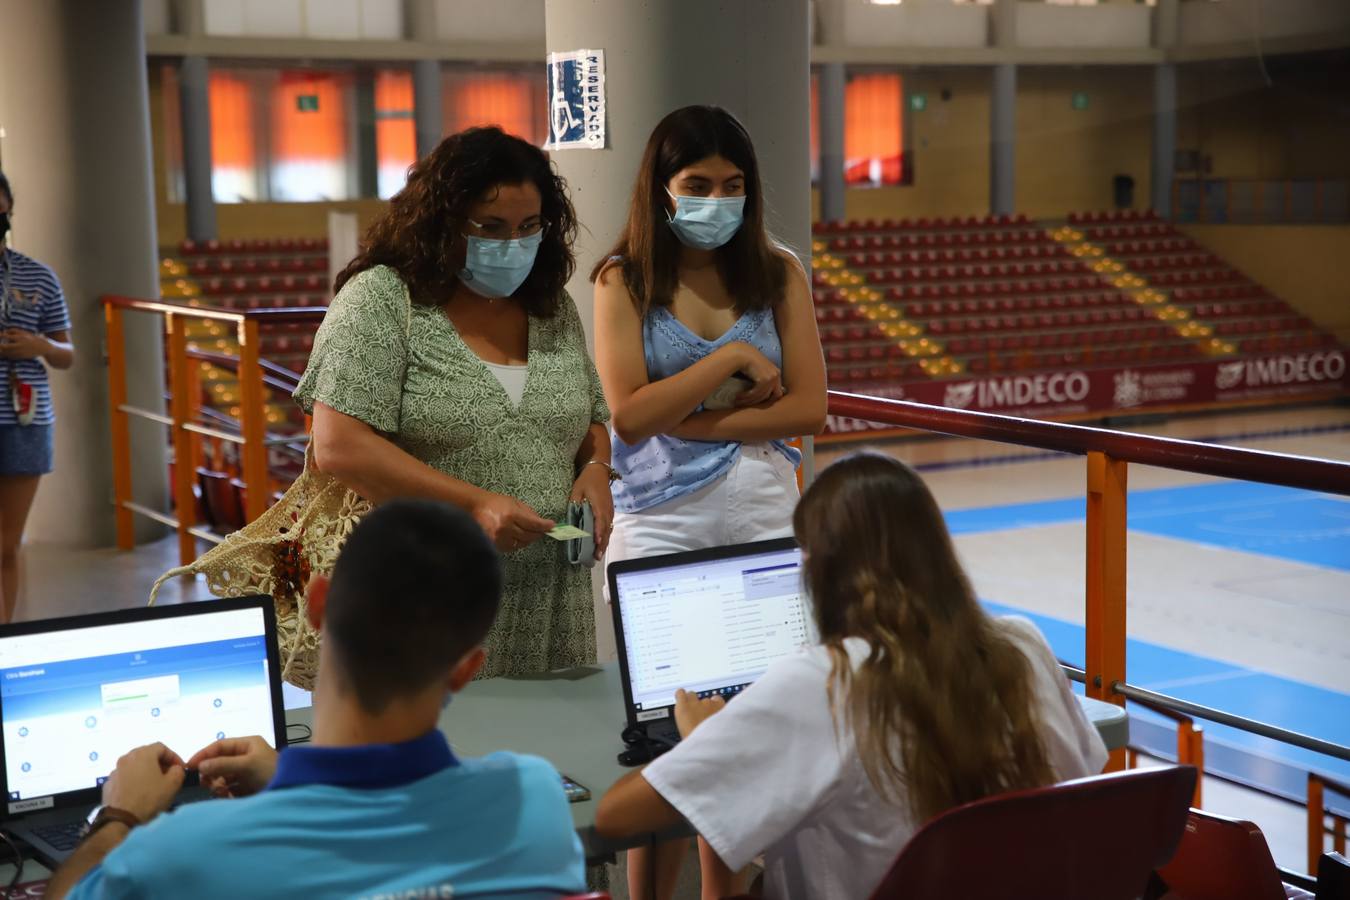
[1156, 808, 1312, 900]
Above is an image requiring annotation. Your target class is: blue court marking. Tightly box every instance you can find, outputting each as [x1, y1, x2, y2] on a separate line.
[946, 481, 1350, 571]
[982, 601, 1350, 784]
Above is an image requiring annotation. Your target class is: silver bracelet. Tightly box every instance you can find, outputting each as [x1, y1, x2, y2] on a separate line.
[582, 459, 621, 482]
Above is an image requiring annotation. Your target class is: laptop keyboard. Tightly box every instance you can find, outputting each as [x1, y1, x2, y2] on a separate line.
[31, 820, 84, 852]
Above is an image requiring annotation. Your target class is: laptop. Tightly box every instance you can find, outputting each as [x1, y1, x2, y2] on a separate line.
[0, 597, 286, 865]
[608, 538, 815, 748]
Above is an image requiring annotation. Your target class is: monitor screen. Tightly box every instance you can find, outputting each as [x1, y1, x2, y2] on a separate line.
[0, 606, 278, 802]
[614, 544, 814, 718]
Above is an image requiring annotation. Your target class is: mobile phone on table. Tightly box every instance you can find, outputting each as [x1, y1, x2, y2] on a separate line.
[561, 773, 591, 803]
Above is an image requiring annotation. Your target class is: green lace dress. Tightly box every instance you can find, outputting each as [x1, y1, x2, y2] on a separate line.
[294, 265, 610, 678]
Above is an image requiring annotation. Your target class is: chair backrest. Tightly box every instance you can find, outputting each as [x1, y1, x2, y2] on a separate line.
[1156, 807, 1286, 900]
[868, 765, 1197, 900]
[1318, 852, 1350, 900]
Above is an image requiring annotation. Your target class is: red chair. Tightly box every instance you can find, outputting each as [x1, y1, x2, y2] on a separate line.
[866, 766, 1196, 900]
[1156, 808, 1313, 900]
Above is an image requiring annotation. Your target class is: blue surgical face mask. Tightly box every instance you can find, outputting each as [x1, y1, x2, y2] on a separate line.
[458, 231, 543, 299]
[666, 189, 745, 250]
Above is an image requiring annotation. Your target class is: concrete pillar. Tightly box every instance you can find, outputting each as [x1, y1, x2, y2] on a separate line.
[179, 55, 217, 241]
[990, 63, 1016, 217]
[354, 68, 379, 198]
[0, 0, 168, 547]
[407, 0, 443, 158]
[544, 0, 812, 329]
[1152, 63, 1178, 218]
[817, 62, 847, 224]
[544, 0, 811, 662]
[411, 62, 442, 159]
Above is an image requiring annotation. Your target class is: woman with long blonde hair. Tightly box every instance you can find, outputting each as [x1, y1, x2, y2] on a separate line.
[596, 452, 1107, 899]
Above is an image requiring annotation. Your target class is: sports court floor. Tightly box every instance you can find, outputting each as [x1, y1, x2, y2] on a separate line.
[19, 402, 1350, 875]
[821, 401, 1350, 869]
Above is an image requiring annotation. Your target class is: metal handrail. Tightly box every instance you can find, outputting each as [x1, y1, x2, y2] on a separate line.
[103, 294, 325, 563]
[828, 388, 1349, 874]
[1112, 682, 1350, 764]
[827, 391, 1350, 495]
[104, 294, 328, 326]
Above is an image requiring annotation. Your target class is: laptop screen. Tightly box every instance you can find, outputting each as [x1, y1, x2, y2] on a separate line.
[0, 604, 280, 805]
[613, 541, 814, 720]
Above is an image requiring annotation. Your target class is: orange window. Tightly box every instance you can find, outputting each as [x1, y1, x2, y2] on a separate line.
[443, 70, 547, 146]
[209, 71, 258, 201]
[269, 71, 351, 201]
[844, 73, 905, 186]
[375, 70, 416, 199]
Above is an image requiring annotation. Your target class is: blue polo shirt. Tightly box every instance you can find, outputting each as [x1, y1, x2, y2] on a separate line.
[68, 732, 587, 899]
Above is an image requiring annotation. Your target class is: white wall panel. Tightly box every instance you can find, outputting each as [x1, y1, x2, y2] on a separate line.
[141, 0, 171, 35]
[435, 0, 545, 43]
[203, 0, 246, 35]
[1180, 0, 1350, 45]
[1017, 3, 1151, 50]
[359, 0, 404, 40]
[304, 0, 362, 39]
[244, 0, 304, 36]
[841, 0, 987, 49]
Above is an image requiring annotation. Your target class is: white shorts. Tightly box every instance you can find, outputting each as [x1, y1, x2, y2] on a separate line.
[604, 443, 799, 600]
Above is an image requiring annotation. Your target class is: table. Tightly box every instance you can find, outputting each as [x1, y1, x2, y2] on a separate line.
[287, 662, 1128, 862]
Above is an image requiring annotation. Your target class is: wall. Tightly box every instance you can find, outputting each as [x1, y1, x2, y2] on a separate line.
[1177, 57, 1350, 182]
[812, 66, 1155, 221]
[1184, 224, 1350, 345]
[148, 65, 389, 248]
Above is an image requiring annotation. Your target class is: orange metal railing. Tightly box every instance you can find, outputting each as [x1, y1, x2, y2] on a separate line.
[824, 390, 1350, 789]
[102, 295, 325, 565]
[1309, 774, 1350, 874]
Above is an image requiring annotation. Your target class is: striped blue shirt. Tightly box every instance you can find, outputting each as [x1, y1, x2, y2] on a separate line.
[1, 248, 70, 427]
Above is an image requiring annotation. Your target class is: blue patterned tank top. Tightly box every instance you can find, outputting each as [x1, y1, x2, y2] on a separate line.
[611, 305, 802, 513]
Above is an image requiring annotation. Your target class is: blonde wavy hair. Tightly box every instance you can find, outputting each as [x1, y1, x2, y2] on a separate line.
[793, 452, 1055, 823]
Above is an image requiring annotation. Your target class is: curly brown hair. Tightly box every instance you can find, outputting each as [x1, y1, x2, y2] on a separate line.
[336, 127, 577, 317]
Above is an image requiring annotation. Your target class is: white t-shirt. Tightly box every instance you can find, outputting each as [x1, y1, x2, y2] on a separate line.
[641, 616, 1109, 900]
[481, 360, 529, 406]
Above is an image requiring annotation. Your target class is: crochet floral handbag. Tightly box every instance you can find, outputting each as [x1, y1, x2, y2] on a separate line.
[149, 455, 371, 690]
[149, 275, 412, 691]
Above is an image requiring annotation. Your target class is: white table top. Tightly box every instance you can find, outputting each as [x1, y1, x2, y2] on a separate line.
[287, 661, 1128, 861]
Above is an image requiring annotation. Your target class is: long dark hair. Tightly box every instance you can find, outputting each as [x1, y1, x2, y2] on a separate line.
[793, 452, 1055, 824]
[336, 127, 577, 316]
[590, 105, 787, 315]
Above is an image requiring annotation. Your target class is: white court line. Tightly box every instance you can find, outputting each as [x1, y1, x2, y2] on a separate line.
[1141, 668, 1262, 693]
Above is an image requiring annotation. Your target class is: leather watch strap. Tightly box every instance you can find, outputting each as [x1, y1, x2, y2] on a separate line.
[85, 806, 142, 840]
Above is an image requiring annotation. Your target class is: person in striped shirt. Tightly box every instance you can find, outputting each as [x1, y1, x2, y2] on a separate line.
[0, 170, 75, 622]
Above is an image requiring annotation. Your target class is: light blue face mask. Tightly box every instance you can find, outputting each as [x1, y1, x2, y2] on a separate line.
[666, 190, 746, 250]
[458, 231, 543, 299]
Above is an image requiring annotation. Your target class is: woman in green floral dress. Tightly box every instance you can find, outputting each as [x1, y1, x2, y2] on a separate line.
[295, 127, 613, 678]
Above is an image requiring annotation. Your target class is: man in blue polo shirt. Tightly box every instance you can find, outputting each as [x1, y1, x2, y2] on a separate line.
[48, 500, 587, 899]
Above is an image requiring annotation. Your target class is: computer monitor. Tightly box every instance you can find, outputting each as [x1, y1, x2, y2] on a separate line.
[0, 597, 285, 814]
[608, 539, 814, 731]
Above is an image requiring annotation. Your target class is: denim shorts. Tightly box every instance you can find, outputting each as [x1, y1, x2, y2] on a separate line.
[0, 424, 54, 476]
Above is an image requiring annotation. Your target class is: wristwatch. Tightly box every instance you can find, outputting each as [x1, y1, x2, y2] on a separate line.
[82, 805, 142, 840]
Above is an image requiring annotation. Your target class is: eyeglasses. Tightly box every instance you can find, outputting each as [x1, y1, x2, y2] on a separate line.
[464, 218, 549, 241]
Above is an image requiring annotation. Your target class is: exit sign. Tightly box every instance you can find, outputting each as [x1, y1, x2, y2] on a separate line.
[1071, 91, 1089, 110]
[909, 93, 927, 112]
[297, 94, 320, 112]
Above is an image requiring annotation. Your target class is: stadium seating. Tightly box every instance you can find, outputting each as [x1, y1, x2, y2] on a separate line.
[1155, 808, 1313, 900]
[811, 211, 1340, 395]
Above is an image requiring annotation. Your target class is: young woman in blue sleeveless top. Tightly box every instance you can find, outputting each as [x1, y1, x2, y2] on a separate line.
[591, 105, 826, 899]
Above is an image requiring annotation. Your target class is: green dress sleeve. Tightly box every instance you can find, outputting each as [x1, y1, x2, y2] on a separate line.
[559, 290, 611, 425]
[293, 266, 410, 434]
